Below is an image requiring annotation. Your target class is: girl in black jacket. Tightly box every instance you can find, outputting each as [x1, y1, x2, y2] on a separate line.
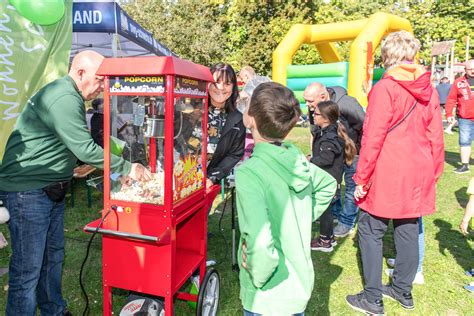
[206, 63, 246, 186]
[310, 101, 356, 252]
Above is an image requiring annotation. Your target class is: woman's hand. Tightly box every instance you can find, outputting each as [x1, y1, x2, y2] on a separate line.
[354, 184, 367, 201]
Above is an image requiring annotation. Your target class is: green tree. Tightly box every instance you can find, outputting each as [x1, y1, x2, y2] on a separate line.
[123, 0, 226, 66]
[225, 1, 320, 75]
[122, 0, 473, 74]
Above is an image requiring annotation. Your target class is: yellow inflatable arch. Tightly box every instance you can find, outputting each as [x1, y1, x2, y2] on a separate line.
[272, 12, 413, 106]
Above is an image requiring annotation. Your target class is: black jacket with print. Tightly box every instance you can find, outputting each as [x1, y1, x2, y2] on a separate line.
[207, 109, 246, 183]
[310, 123, 345, 184]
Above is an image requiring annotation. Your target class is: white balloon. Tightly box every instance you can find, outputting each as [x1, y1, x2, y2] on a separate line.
[0, 202, 10, 224]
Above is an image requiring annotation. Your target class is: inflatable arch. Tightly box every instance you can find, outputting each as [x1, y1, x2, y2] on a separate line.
[272, 13, 412, 106]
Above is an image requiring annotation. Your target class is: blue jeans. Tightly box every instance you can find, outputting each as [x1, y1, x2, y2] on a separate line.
[418, 217, 424, 273]
[0, 190, 67, 316]
[332, 155, 359, 228]
[458, 118, 474, 147]
[244, 310, 304, 316]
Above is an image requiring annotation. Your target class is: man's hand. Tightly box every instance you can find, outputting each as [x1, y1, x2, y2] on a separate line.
[128, 163, 152, 182]
[241, 241, 249, 270]
[354, 184, 367, 201]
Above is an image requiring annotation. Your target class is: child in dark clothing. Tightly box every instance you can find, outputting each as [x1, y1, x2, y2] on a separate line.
[310, 100, 356, 252]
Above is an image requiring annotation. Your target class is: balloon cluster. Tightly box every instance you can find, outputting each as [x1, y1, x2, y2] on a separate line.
[8, 0, 65, 25]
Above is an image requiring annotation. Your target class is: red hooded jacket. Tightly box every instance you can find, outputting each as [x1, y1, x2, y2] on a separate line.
[354, 65, 444, 219]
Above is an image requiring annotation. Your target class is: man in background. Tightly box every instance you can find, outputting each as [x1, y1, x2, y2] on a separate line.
[436, 76, 454, 134]
[445, 59, 474, 174]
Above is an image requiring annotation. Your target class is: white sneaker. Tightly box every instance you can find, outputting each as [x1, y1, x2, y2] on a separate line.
[386, 258, 395, 268]
[413, 271, 425, 285]
[444, 129, 453, 135]
[385, 268, 424, 285]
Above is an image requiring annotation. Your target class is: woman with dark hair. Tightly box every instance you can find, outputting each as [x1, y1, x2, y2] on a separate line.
[206, 63, 245, 187]
[309, 100, 356, 252]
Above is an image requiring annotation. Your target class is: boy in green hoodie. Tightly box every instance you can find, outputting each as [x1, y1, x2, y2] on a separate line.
[236, 82, 337, 316]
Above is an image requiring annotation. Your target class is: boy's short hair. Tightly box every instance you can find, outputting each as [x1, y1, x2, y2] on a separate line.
[248, 82, 301, 140]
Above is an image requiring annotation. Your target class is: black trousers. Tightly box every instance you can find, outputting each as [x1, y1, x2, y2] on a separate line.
[358, 210, 419, 302]
[319, 203, 334, 238]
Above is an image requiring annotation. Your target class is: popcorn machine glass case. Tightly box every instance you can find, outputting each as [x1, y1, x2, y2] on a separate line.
[85, 57, 220, 315]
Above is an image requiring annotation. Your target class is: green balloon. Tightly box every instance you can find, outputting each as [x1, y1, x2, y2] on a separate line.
[9, 0, 65, 26]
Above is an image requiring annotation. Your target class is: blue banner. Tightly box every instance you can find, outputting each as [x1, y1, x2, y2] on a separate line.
[72, 2, 115, 33]
[72, 2, 175, 57]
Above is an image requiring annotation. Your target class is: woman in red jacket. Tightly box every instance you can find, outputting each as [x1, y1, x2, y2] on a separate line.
[346, 31, 444, 315]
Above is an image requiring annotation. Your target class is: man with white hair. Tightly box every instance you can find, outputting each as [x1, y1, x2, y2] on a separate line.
[445, 59, 474, 174]
[0, 50, 150, 315]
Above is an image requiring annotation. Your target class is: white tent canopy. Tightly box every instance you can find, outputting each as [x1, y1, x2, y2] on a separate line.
[72, 0, 175, 58]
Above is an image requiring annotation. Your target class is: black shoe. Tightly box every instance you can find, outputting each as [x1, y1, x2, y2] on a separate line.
[382, 284, 414, 310]
[311, 236, 333, 252]
[346, 291, 385, 315]
[454, 165, 470, 174]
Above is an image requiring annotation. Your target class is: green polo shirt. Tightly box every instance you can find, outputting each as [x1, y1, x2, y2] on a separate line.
[0, 76, 130, 191]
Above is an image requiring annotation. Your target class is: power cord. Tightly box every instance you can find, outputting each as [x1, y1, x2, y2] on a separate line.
[216, 188, 230, 266]
[80, 209, 112, 316]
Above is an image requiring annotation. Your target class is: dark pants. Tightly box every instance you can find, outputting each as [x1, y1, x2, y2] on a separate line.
[320, 202, 334, 238]
[358, 210, 419, 302]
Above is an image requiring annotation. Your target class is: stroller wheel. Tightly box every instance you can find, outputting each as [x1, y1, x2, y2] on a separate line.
[196, 268, 220, 316]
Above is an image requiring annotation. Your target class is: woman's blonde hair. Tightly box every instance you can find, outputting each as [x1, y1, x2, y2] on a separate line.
[381, 31, 421, 69]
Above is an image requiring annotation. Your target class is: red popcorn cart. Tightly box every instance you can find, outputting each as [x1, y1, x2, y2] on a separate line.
[84, 56, 220, 315]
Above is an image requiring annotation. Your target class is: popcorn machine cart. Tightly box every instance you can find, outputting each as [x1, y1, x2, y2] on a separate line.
[84, 56, 220, 315]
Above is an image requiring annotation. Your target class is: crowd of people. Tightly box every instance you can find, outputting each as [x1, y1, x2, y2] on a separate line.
[234, 31, 472, 315]
[0, 29, 472, 315]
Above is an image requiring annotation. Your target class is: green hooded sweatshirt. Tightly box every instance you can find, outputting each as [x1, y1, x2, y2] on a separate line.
[236, 141, 336, 315]
[0, 76, 130, 191]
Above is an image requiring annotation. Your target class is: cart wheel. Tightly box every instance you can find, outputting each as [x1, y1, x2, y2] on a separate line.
[196, 268, 220, 316]
[120, 296, 165, 316]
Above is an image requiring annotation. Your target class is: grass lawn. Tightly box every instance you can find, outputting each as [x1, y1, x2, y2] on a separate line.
[0, 126, 473, 315]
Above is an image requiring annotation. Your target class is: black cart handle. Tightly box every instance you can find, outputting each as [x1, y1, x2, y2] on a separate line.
[84, 226, 159, 242]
